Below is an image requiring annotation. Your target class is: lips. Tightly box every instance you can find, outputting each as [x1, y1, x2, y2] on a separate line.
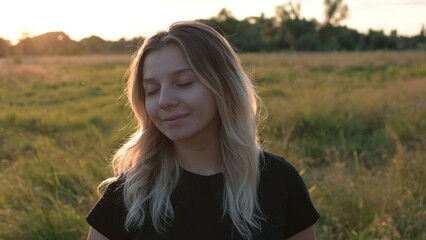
[162, 114, 189, 122]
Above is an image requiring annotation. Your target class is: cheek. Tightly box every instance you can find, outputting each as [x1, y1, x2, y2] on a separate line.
[144, 99, 156, 119]
[192, 85, 215, 104]
[195, 92, 218, 117]
[202, 90, 217, 109]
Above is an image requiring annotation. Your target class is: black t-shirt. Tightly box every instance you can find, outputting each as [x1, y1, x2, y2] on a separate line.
[86, 151, 320, 239]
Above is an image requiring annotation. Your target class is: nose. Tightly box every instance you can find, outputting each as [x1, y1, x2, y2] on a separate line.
[159, 87, 178, 109]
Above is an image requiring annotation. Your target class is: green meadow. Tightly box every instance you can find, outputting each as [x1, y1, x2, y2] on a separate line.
[0, 51, 425, 239]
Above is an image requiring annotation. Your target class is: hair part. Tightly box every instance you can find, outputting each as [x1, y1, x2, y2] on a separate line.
[104, 21, 264, 239]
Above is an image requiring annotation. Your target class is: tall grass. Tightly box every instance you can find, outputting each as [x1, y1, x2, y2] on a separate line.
[0, 57, 131, 239]
[0, 51, 425, 239]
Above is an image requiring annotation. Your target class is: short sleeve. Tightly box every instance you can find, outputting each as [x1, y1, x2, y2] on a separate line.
[283, 164, 320, 238]
[259, 152, 320, 239]
[86, 177, 129, 240]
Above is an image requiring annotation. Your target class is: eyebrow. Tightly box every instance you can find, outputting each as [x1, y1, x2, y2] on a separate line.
[143, 68, 193, 83]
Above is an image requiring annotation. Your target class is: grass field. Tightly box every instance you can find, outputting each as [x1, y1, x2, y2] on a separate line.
[0, 51, 425, 239]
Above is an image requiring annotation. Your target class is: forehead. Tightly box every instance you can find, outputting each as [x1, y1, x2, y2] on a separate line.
[142, 44, 191, 80]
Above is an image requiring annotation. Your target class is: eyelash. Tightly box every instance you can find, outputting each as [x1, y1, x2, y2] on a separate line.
[177, 81, 193, 87]
[146, 89, 158, 96]
[145, 82, 193, 96]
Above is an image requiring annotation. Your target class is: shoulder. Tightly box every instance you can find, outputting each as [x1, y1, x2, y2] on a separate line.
[260, 151, 300, 180]
[95, 176, 126, 206]
[86, 176, 128, 240]
[103, 176, 125, 195]
[258, 151, 320, 238]
[258, 151, 307, 197]
[88, 175, 126, 213]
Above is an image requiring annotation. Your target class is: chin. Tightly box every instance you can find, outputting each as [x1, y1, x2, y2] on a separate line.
[165, 131, 201, 143]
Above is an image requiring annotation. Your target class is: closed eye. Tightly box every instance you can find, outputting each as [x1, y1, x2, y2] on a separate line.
[146, 89, 159, 96]
[177, 82, 193, 87]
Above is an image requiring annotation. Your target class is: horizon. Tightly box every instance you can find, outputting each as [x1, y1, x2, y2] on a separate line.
[2, 0, 425, 44]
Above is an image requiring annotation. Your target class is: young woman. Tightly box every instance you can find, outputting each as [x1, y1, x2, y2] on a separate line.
[86, 21, 319, 240]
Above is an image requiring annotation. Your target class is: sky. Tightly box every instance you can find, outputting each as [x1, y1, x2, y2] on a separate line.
[1, 0, 425, 44]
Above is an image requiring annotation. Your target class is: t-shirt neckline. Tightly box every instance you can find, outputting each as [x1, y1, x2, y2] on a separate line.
[179, 166, 223, 178]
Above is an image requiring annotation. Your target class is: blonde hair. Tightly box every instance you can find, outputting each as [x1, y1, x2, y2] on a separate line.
[105, 21, 263, 239]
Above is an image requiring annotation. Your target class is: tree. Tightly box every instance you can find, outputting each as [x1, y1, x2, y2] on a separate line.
[15, 32, 80, 55]
[417, 24, 426, 42]
[388, 30, 398, 49]
[324, 0, 349, 25]
[0, 38, 12, 57]
[232, 19, 264, 51]
[275, 1, 301, 22]
[80, 35, 109, 53]
[251, 14, 279, 50]
[275, 1, 305, 50]
[211, 8, 239, 37]
[366, 29, 388, 49]
[110, 37, 144, 53]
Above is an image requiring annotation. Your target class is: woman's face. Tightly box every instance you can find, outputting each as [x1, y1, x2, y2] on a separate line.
[142, 43, 220, 144]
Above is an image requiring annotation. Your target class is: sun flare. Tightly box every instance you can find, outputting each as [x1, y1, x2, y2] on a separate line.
[1, 0, 425, 44]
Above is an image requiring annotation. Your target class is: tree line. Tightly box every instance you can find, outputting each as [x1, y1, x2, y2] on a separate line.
[0, 32, 144, 57]
[0, 0, 425, 57]
[201, 0, 425, 52]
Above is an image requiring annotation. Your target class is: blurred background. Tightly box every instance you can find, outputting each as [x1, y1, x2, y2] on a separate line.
[1, 0, 426, 55]
[0, 0, 425, 239]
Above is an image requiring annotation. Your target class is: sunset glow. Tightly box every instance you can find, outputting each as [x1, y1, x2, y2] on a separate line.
[2, 0, 425, 44]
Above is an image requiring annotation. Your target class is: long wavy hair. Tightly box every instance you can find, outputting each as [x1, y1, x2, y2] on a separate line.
[103, 21, 263, 239]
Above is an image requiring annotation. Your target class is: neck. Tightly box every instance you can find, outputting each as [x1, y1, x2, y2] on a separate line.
[173, 134, 222, 176]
